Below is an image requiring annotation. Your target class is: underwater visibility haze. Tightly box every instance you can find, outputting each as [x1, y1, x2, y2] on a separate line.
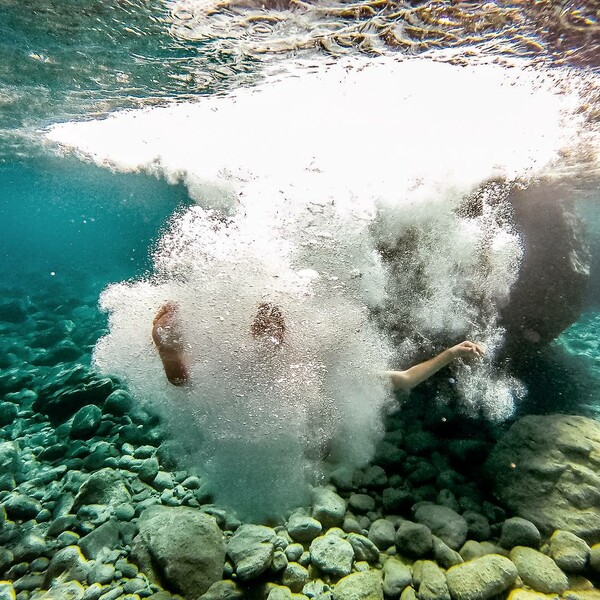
[3, 1, 600, 599]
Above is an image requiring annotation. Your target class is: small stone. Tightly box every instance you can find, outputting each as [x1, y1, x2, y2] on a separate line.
[12, 533, 47, 562]
[446, 554, 518, 600]
[347, 533, 379, 563]
[362, 466, 388, 488]
[312, 488, 346, 528]
[368, 519, 396, 550]
[4, 494, 42, 520]
[499, 518, 541, 549]
[458, 541, 486, 562]
[104, 390, 133, 416]
[310, 534, 354, 577]
[509, 546, 569, 594]
[115, 503, 136, 521]
[432, 536, 463, 569]
[57, 531, 81, 547]
[73, 469, 131, 511]
[589, 544, 600, 573]
[70, 405, 102, 438]
[199, 579, 245, 600]
[548, 530, 589, 573]
[285, 544, 304, 562]
[0, 403, 18, 427]
[383, 557, 411, 597]
[138, 459, 159, 483]
[348, 494, 376, 514]
[266, 586, 293, 600]
[414, 505, 467, 551]
[79, 520, 121, 559]
[227, 524, 277, 581]
[333, 570, 383, 600]
[0, 583, 14, 600]
[507, 590, 560, 600]
[462, 512, 491, 542]
[152, 471, 174, 491]
[282, 562, 310, 593]
[395, 521, 433, 558]
[87, 563, 116, 585]
[382, 488, 412, 512]
[412, 560, 450, 600]
[287, 514, 322, 543]
[44, 546, 90, 586]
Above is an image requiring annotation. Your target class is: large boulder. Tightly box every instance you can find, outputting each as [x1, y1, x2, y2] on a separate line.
[132, 506, 225, 599]
[501, 183, 590, 348]
[486, 414, 600, 542]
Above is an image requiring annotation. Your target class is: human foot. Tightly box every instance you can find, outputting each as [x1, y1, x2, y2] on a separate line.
[152, 302, 189, 386]
[251, 302, 286, 346]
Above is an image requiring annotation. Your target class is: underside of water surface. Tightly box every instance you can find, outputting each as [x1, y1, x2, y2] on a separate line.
[2, 2, 600, 600]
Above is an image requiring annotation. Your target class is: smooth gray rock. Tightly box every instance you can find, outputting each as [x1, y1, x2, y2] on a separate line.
[414, 505, 467, 551]
[432, 536, 463, 569]
[0, 403, 18, 427]
[138, 458, 159, 483]
[499, 517, 541, 549]
[412, 560, 450, 600]
[445, 554, 518, 600]
[362, 466, 388, 488]
[133, 506, 225, 597]
[383, 557, 411, 597]
[395, 521, 433, 558]
[73, 469, 131, 511]
[333, 570, 383, 600]
[486, 414, 600, 541]
[368, 519, 396, 550]
[281, 562, 310, 593]
[44, 546, 91, 586]
[199, 579, 245, 600]
[286, 514, 322, 543]
[87, 563, 116, 585]
[11, 532, 47, 562]
[462, 512, 491, 542]
[227, 524, 278, 581]
[70, 405, 102, 438]
[79, 519, 121, 559]
[104, 390, 133, 416]
[509, 546, 569, 594]
[312, 488, 347, 528]
[348, 493, 376, 514]
[4, 494, 41, 520]
[548, 530, 590, 573]
[347, 533, 379, 562]
[310, 534, 354, 577]
[383, 488, 412, 512]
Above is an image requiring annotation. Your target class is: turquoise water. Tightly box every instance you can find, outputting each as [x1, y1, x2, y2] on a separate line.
[3, 1, 600, 598]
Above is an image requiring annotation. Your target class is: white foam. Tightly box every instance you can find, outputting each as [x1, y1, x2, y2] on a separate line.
[49, 54, 599, 519]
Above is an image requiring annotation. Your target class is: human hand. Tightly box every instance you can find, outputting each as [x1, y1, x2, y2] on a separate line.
[450, 340, 485, 359]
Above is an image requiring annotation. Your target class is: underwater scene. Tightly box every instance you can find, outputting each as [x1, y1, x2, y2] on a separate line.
[2, 1, 600, 599]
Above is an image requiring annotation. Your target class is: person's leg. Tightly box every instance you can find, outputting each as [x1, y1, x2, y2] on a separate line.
[152, 302, 189, 386]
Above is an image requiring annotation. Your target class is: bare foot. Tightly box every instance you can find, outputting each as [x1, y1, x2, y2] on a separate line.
[251, 302, 286, 346]
[152, 302, 189, 386]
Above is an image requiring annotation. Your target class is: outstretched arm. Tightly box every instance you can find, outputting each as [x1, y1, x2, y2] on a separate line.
[384, 340, 484, 392]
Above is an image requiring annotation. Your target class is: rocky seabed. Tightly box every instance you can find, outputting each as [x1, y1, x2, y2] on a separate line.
[3, 290, 600, 600]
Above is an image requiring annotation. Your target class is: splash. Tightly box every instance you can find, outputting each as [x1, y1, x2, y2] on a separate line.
[47, 55, 599, 518]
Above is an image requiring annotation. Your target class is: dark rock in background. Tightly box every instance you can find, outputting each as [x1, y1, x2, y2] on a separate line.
[501, 182, 590, 349]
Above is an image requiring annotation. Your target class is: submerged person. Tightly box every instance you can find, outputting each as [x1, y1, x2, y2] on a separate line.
[151, 302, 484, 388]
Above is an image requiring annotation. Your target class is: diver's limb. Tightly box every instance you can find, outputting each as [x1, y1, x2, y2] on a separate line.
[152, 302, 190, 386]
[384, 340, 484, 392]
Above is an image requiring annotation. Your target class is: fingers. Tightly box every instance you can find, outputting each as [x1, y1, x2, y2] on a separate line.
[456, 340, 485, 358]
